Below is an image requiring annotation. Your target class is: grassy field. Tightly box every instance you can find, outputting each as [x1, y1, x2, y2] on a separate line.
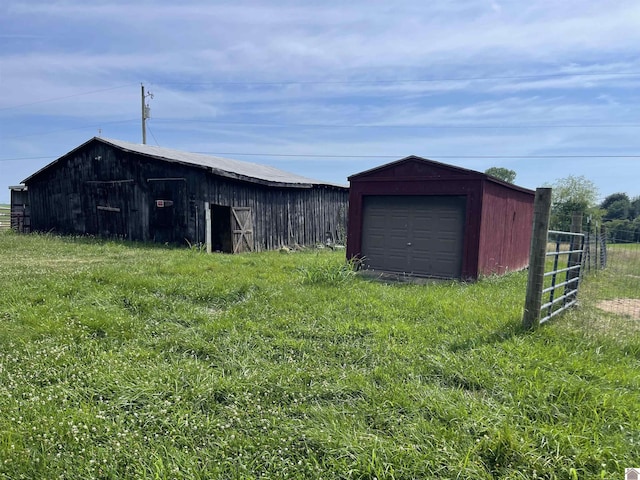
[0, 232, 638, 479]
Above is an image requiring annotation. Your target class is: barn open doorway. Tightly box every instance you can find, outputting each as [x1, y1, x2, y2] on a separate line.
[210, 204, 233, 253]
[208, 204, 254, 253]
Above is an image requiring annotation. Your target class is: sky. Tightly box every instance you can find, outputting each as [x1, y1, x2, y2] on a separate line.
[1, 0, 640, 205]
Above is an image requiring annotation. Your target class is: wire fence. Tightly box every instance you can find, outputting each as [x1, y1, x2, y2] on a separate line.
[0, 207, 10, 232]
[580, 225, 640, 328]
[582, 223, 608, 272]
[0, 206, 30, 234]
[523, 189, 640, 330]
[536, 224, 640, 328]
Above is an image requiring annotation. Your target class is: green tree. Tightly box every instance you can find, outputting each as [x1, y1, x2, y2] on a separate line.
[600, 193, 631, 220]
[605, 200, 630, 221]
[600, 192, 629, 210]
[545, 175, 599, 231]
[485, 167, 516, 183]
[630, 196, 640, 219]
[599, 192, 640, 242]
[633, 217, 640, 242]
[606, 219, 634, 243]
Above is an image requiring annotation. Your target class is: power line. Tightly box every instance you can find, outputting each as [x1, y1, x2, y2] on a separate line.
[1, 119, 139, 140]
[0, 84, 138, 111]
[147, 124, 161, 147]
[2, 69, 634, 114]
[1, 152, 639, 163]
[0, 156, 56, 162]
[156, 71, 640, 87]
[194, 152, 640, 159]
[6, 119, 636, 143]
[158, 119, 640, 129]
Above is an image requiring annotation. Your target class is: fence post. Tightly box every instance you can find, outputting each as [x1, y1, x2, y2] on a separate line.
[585, 217, 591, 272]
[600, 224, 607, 268]
[593, 222, 600, 270]
[523, 188, 552, 329]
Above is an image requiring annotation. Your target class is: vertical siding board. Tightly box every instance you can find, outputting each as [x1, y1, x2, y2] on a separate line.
[299, 190, 306, 245]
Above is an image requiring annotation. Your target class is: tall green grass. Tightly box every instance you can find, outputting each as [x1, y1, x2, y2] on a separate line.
[0, 233, 638, 479]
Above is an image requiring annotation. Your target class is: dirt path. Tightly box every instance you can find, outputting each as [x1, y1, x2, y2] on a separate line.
[596, 298, 640, 320]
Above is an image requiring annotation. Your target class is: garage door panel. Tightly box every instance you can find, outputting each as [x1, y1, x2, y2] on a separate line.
[366, 238, 387, 249]
[361, 195, 466, 278]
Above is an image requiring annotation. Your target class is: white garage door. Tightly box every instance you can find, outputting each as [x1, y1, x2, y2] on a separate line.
[361, 195, 466, 278]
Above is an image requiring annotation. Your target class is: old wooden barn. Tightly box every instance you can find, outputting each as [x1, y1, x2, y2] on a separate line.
[20, 137, 348, 252]
[347, 156, 535, 280]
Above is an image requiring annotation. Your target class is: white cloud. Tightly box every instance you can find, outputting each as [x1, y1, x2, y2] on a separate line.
[2, 0, 640, 203]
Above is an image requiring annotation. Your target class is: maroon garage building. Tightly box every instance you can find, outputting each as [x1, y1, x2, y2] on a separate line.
[346, 156, 535, 280]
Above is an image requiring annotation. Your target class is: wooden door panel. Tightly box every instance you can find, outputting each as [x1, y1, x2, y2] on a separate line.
[231, 207, 253, 253]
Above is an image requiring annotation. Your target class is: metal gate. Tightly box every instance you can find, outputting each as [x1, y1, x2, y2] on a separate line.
[540, 230, 586, 324]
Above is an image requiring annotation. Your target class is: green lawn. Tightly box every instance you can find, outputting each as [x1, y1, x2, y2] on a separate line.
[0, 232, 638, 479]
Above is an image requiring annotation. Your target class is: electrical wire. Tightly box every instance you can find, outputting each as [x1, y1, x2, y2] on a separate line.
[6, 153, 639, 163]
[0, 84, 138, 111]
[146, 124, 161, 147]
[1, 119, 139, 140]
[1, 70, 638, 147]
[196, 153, 640, 159]
[153, 119, 640, 129]
[156, 71, 640, 87]
[2, 69, 639, 112]
[3, 119, 638, 142]
[0, 156, 56, 162]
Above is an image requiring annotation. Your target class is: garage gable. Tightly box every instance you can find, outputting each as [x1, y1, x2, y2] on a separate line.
[348, 156, 484, 182]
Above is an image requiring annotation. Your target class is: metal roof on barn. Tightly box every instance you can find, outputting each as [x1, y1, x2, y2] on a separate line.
[23, 137, 346, 189]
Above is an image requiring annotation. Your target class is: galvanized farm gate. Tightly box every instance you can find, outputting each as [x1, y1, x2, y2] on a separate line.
[539, 229, 585, 324]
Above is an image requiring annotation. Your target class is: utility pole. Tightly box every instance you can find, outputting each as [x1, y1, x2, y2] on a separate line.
[141, 83, 153, 144]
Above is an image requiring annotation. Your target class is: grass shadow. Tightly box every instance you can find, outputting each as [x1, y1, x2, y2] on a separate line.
[447, 318, 533, 353]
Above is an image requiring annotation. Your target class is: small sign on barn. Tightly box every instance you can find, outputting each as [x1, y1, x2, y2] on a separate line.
[155, 200, 174, 208]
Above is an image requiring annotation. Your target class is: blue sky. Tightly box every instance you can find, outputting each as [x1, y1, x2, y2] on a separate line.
[1, 0, 640, 204]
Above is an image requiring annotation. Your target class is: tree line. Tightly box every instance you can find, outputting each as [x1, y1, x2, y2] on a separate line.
[546, 176, 640, 243]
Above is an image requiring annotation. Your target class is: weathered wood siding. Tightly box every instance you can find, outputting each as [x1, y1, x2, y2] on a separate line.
[25, 140, 348, 250]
